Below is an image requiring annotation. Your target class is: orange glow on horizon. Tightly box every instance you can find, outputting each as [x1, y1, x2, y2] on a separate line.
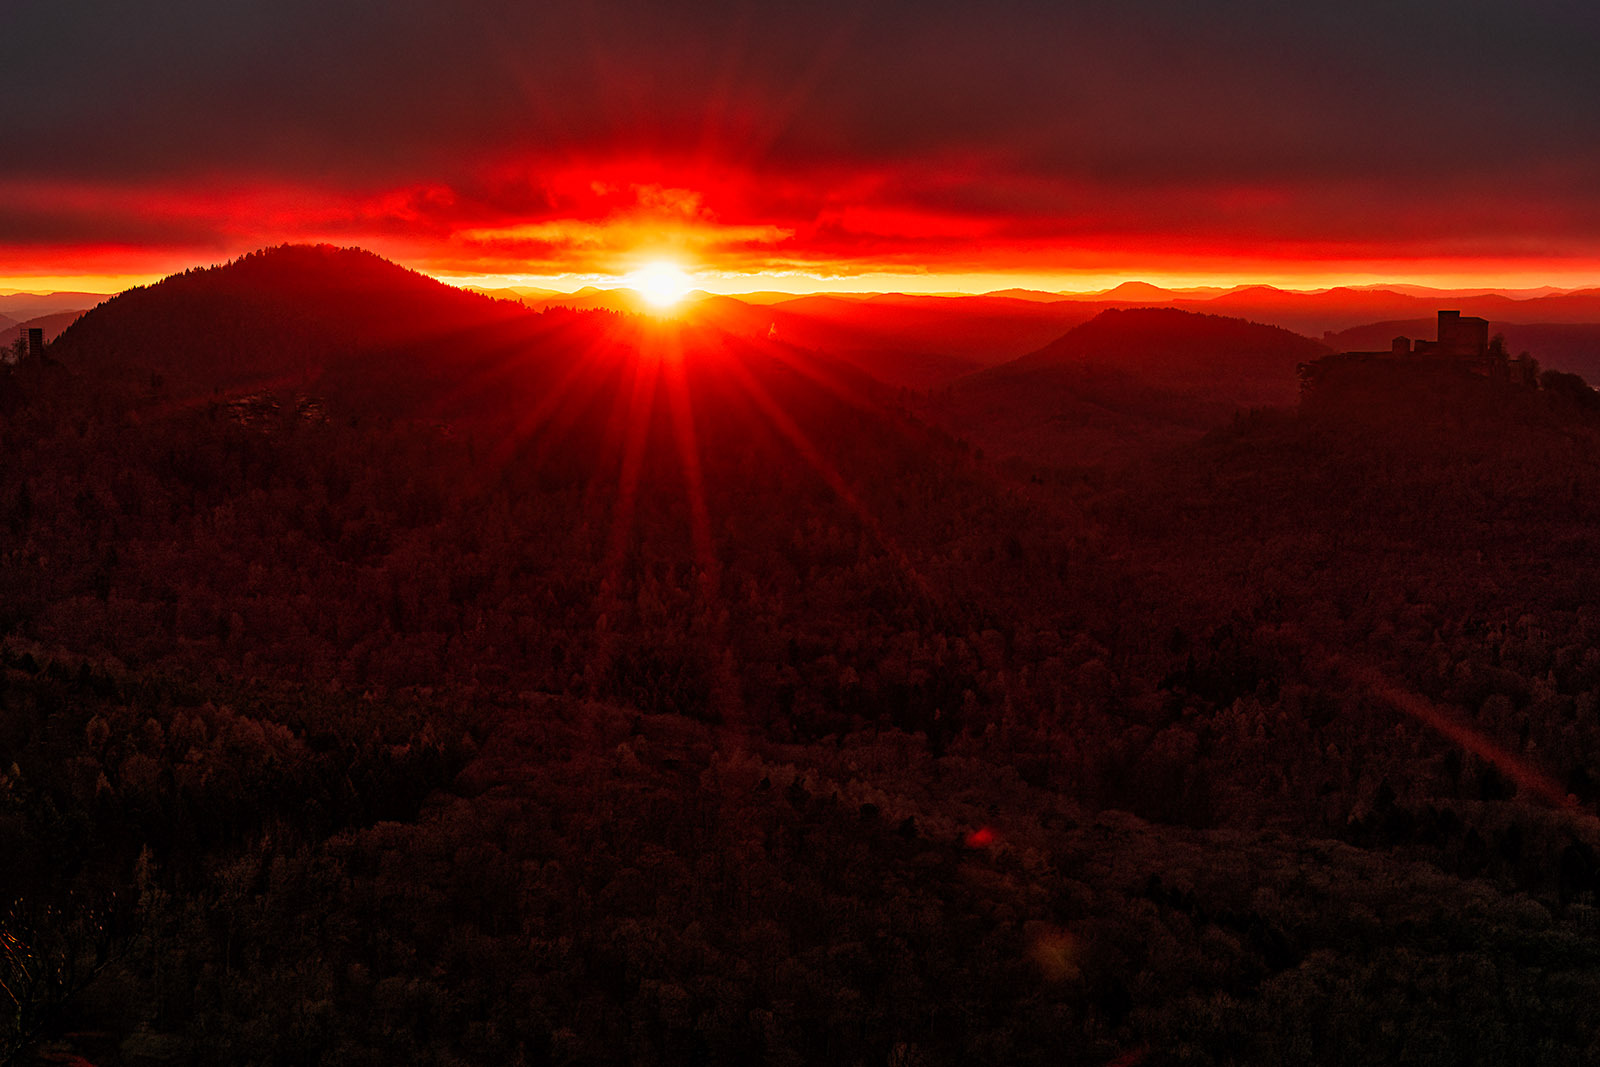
[13, 261, 1600, 304]
[428, 264, 1600, 300]
[10, 244, 1600, 303]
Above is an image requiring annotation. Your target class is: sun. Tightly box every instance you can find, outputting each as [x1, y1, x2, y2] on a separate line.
[626, 260, 695, 309]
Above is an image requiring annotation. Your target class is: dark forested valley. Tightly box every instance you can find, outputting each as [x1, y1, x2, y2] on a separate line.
[5, 247, 1600, 1066]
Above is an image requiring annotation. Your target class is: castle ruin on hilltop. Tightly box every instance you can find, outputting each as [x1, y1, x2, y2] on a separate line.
[1298, 310, 1538, 395]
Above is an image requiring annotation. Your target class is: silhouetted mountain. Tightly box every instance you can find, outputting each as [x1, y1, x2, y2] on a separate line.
[1013, 306, 1326, 398]
[1096, 280, 1176, 302]
[921, 308, 1326, 469]
[1174, 285, 1429, 334]
[50, 244, 531, 397]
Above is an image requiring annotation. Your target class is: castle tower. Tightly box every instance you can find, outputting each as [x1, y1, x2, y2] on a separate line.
[1435, 310, 1488, 358]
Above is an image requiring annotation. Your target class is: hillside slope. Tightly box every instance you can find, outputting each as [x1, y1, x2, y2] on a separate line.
[49, 244, 532, 398]
[923, 308, 1326, 468]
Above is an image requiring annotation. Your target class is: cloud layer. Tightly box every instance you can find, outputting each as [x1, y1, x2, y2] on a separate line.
[6, 1, 1600, 285]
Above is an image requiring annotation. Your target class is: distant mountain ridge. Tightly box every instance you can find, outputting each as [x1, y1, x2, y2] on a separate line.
[0, 290, 109, 319]
[1168, 286, 1600, 335]
[0, 310, 87, 350]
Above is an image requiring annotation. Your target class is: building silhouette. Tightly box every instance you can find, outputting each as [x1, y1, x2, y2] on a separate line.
[7, 327, 44, 364]
[1299, 310, 1536, 394]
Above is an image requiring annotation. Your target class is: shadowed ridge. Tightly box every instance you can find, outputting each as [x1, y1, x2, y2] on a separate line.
[1007, 306, 1326, 380]
[921, 308, 1328, 470]
[49, 244, 533, 395]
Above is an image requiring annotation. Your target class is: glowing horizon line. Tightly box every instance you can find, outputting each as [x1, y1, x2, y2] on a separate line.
[8, 263, 1600, 301]
[427, 267, 1600, 299]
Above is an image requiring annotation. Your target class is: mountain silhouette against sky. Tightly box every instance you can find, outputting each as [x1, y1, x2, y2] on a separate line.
[51, 245, 529, 396]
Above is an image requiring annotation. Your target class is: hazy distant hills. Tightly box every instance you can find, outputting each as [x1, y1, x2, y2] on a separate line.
[0, 290, 108, 319]
[465, 284, 561, 302]
[922, 308, 1328, 469]
[1152, 285, 1600, 336]
[0, 309, 88, 350]
[996, 282, 1600, 337]
[518, 278, 1600, 342]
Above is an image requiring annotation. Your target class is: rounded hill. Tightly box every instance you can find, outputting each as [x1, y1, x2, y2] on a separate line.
[50, 244, 531, 395]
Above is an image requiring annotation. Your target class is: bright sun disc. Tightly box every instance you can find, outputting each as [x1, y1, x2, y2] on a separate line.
[628, 261, 694, 308]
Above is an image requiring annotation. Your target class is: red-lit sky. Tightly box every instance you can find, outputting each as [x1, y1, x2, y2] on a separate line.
[6, 0, 1600, 293]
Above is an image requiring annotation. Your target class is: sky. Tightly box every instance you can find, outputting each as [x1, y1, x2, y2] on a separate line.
[5, 0, 1600, 294]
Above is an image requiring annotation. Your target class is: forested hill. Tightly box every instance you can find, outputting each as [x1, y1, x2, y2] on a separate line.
[49, 244, 532, 396]
[919, 308, 1328, 469]
[1009, 306, 1328, 394]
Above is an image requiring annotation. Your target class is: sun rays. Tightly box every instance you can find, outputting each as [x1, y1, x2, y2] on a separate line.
[455, 310, 937, 723]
